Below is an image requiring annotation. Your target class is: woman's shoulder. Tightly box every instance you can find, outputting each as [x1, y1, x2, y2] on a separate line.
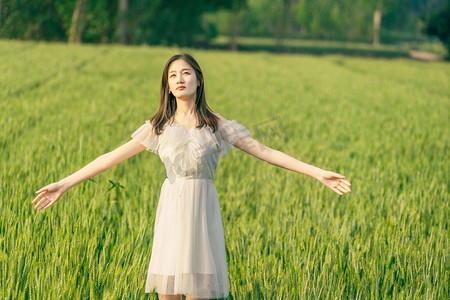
[214, 112, 230, 127]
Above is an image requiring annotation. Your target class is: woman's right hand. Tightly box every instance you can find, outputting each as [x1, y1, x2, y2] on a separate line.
[32, 182, 67, 210]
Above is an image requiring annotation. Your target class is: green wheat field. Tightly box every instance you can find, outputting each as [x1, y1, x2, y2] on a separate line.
[1, 40, 449, 299]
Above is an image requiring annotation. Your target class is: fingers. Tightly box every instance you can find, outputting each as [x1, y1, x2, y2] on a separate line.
[33, 192, 54, 210]
[329, 172, 351, 190]
[332, 180, 351, 195]
[42, 200, 57, 210]
[32, 192, 46, 204]
[35, 199, 53, 210]
[338, 182, 351, 193]
[33, 194, 49, 210]
[332, 175, 351, 187]
[35, 185, 50, 194]
[34, 199, 47, 209]
[332, 187, 343, 195]
[335, 185, 349, 194]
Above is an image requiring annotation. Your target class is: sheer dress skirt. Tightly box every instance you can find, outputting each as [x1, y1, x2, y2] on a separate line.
[145, 177, 229, 298]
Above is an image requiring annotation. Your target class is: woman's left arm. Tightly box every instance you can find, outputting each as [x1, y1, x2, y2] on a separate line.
[234, 137, 351, 195]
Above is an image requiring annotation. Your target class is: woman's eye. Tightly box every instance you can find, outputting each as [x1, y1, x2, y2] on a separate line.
[170, 74, 175, 78]
[183, 72, 190, 75]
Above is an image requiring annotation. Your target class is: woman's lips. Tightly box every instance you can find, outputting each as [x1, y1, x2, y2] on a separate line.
[176, 86, 185, 90]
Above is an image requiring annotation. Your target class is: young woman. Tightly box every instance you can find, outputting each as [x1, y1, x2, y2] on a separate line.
[33, 53, 351, 300]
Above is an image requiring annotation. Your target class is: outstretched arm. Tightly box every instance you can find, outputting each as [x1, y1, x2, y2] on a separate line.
[216, 114, 351, 195]
[233, 136, 351, 195]
[32, 139, 147, 210]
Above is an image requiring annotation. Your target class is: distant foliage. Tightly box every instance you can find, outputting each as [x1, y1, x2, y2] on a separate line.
[0, 0, 448, 46]
[210, 0, 448, 44]
[0, 0, 71, 41]
[0, 0, 231, 46]
[425, 2, 450, 56]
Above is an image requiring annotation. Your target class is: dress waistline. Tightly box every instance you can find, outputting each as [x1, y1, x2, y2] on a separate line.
[165, 177, 214, 198]
[166, 176, 213, 182]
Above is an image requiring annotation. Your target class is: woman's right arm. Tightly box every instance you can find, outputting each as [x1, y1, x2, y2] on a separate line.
[32, 139, 146, 210]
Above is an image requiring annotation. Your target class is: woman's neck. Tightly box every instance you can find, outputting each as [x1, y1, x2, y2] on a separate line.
[175, 97, 196, 117]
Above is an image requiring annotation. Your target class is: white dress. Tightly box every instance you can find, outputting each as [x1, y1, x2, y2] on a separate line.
[131, 113, 251, 299]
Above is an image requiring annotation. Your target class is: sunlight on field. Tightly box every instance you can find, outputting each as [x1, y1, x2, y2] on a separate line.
[1, 40, 448, 299]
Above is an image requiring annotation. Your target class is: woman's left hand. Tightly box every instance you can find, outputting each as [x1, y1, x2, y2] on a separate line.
[318, 170, 352, 195]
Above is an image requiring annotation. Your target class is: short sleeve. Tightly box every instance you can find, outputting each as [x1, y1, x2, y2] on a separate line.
[131, 120, 159, 154]
[217, 117, 251, 157]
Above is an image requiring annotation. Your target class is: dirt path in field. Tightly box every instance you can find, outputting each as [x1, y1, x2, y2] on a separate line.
[409, 51, 442, 61]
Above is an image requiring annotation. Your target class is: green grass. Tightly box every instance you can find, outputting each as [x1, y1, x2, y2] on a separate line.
[1, 39, 449, 299]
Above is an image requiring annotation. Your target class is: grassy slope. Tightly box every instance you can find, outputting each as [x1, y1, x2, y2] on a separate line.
[0, 40, 449, 299]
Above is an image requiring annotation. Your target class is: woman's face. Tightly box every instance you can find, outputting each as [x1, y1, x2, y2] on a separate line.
[168, 59, 198, 101]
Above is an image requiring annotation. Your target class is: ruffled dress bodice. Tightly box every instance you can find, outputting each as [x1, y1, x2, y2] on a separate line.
[131, 114, 251, 181]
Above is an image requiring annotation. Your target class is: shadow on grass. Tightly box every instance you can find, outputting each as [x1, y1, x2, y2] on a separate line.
[200, 43, 410, 59]
[198, 39, 448, 61]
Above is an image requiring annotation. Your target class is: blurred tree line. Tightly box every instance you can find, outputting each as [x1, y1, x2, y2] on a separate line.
[0, 0, 448, 50]
[0, 0, 232, 46]
[209, 0, 447, 46]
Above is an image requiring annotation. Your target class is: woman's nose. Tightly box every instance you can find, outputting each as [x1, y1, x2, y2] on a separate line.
[176, 74, 184, 83]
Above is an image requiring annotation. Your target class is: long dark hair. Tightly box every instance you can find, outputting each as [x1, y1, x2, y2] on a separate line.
[149, 53, 218, 135]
